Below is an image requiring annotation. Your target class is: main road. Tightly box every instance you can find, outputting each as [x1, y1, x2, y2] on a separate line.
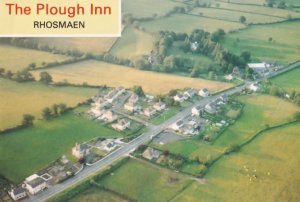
[27, 62, 299, 202]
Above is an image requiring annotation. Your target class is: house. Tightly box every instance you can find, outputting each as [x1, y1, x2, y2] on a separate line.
[105, 87, 125, 103]
[72, 143, 90, 159]
[112, 119, 131, 131]
[124, 101, 138, 112]
[174, 94, 185, 102]
[142, 147, 162, 160]
[190, 41, 199, 51]
[180, 124, 198, 136]
[101, 139, 118, 152]
[184, 89, 196, 99]
[249, 83, 259, 92]
[191, 106, 203, 116]
[225, 74, 233, 81]
[199, 88, 210, 97]
[170, 120, 184, 131]
[248, 63, 270, 76]
[153, 102, 166, 111]
[25, 174, 46, 195]
[102, 110, 118, 122]
[8, 187, 27, 201]
[205, 102, 217, 114]
[128, 93, 139, 103]
[144, 107, 156, 117]
[220, 94, 228, 102]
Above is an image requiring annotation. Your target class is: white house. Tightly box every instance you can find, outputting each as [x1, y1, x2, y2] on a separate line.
[72, 143, 90, 159]
[144, 107, 157, 117]
[199, 88, 210, 97]
[170, 120, 184, 131]
[153, 102, 166, 111]
[142, 147, 162, 160]
[225, 74, 233, 81]
[205, 103, 217, 114]
[101, 110, 118, 122]
[180, 124, 198, 136]
[192, 106, 203, 116]
[174, 94, 185, 102]
[25, 174, 46, 195]
[101, 139, 118, 152]
[184, 89, 196, 99]
[190, 41, 199, 51]
[249, 83, 259, 92]
[248, 62, 270, 75]
[112, 119, 131, 131]
[105, 87, 125, 103]
[128, 93, 139, 103]
[8, 187, 27, 201]
[124, 102, 138, 112]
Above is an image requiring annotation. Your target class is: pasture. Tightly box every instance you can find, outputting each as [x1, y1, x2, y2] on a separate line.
[222, 21, 300, 64]
[0, 45, 71, 72]
[271, 67, 300, 93]
[0, 108, 123, 183]
[173, 123, 300, 202]
[98, 158, 192, 202]
[31, 60, 233, 95]
[110, 26, 154, 59]
[0, 78, 97, 130]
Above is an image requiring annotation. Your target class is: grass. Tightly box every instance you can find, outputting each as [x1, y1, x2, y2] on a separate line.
[98, 158, 192, 202]
[31, 60, 233, 95]
[141, 13, 246, 33]
[110, 26, 154, 59]
[151, 107, 180, 125]
[173, 122, 300, 202]
[0, 108, 123, 183]
[271, 67, 300, 93]
[0, 78, 97, 130]
[222, 21, 300, 64]
[0, 45, 71, 72]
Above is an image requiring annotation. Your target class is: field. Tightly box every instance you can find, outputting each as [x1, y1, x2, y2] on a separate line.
[31, 37, 118, 54]
[0, 45, 71, 72]
[110, 26, 154, 59]
[31, 60, 233, 95]
[271, 67, 300, 92]
[0, 108, 123, 183]
[222, 21, 300, 64]
[173, 123, 300, 202]
[98, 159, 192, 202]
[0, 78, 97, 130]
[141, 14, 246, 33]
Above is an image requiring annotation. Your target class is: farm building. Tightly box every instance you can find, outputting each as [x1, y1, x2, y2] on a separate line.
[24, 174, 46, 195]
[8, 187, 27, 201]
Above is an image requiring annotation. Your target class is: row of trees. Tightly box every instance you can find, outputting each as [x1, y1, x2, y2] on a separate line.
[42, 103, 68, 120]
[0, 68, 34, 82]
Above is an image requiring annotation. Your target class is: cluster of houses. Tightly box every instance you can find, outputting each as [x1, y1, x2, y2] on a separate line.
[174, 88, 209, 103]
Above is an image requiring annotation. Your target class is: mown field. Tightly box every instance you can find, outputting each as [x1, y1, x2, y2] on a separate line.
[110, 26, 154, 59]
[0, 45, 71, 72]
[173, 122, 300, 202]
[222, 21, 300, 64]
[0, 108, 123, 183]
[0, 78, 97, 130]
[271, 67, 300, 93]
[31, 60, 233, 95]
[98, 159, 192, 202]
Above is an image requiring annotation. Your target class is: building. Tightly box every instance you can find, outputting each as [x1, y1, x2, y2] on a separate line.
[180, 124, 198, 136]
[153, 102, 166, 111]
[225, 74, 233, 81]
[184, 89, 196, 99]
[248, 62, 270, 76]
[190, 41, 199, 51]
[105, 87, 125, 103]
[142, 147, 162, 160]
[8, 187, 27, 201]
[102, 110, 118, 122]
[72, 143, 90, 159]
[220, 94, 228, 102]
[199, 88, 210, 97]
[174, 94, 185, 102]
[170, 120, 184, 131]
[124, 101, 138, 112]
[191, 106, 203, 116]
[25, 174, 46, 195]
[101, 139, 118, 152]
[112, 119, 131, 131]
[128, 93, 139, 103]
[144, 107, 156, 117]
[249, 83, 259, 92]
[205, 103, 217, 114]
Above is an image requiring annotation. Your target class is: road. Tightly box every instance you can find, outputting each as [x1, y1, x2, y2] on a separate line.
[26, 62, 299, 202]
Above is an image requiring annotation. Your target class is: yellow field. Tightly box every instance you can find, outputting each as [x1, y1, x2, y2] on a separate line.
[0, 78, 97, 130]
[31, 60, 233, 95]
[0, 45, 71, 72]
[174, 123, 300, 202]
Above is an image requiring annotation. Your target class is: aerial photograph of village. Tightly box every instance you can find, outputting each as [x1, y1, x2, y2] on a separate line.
[0, 0, 299, 201]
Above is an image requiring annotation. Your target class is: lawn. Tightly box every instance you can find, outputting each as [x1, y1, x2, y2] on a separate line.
[151, 107, 180, 125]
[0, 45, 72, 72]
[0, 78, 97, 130]
[222, 21, 300, 64]
[141, 13, 246, 33]
[109, 26, 154, 59]
[173, 123, 300, 202]
[0, 109, 123, 183]
[271, 67, 300, 93]
[98, 158, 192, 202]
[31, 60, 233, 95]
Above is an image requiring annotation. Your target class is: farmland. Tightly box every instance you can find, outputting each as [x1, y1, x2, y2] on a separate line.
[0, 45, 71, 72]
[173, 123, 300, 202]
[31, 60, 233, 95]
[0, 108, 123, 183]
[0, 78, 97, 130]
[271, 67, 300, 93]
[221, 21, 300, 64]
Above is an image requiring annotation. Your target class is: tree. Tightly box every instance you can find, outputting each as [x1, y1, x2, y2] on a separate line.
[0, 67, 5, 76]
[208, 71, 216, 80]
[241, 51, 251, 62]
[22, 114, 35, 127]
[268, 37, 273, 43]
[52, 104, 59, 116]
[58, 103, 68, 115]
[39, 71, 52, 84]
[239, 16, 247, 24]
[28, 63, 36, 69]
[5, 70, 13, 79]
[211, 29, 226, 42]
[42, 107, 52, 120]
[133, 86, 145, 97]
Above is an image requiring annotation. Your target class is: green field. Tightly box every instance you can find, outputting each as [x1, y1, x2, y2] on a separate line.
[110, 26, 154, 59]
[0, 78, 97, 130]
[0, 108, 123, 183]
[173, 123, 300, 202]
[141, 13, 246, 33]
[151, 107, 180, 125]
[222, 21, 300, 64]
[98, 159, 192, 202]
[0, 45, 71, 72]
[271, 67, 300, 93]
